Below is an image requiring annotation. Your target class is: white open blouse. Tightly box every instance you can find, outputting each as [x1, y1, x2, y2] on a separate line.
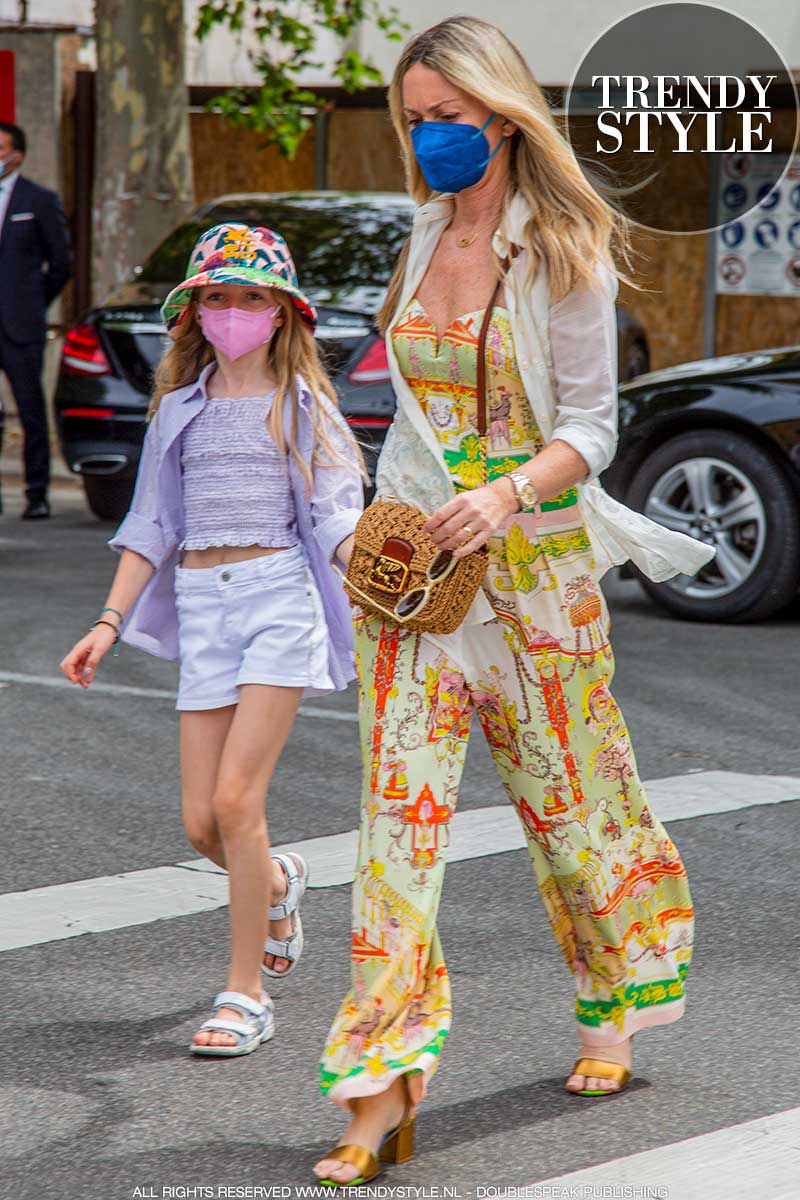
[375, 189, 715, 629]
[548, 256, 619, 480]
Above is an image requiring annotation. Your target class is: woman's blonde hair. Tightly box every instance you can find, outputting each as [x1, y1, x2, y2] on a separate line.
[377, 16, 636, 332]
[148, 292, 366, 489]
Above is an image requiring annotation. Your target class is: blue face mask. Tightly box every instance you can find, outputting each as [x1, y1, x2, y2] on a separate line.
[410, 113, 504, 193]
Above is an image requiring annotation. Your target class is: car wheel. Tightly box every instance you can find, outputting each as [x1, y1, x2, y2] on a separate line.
[626, 429, 800, 622]
[83, 476, 134, 522]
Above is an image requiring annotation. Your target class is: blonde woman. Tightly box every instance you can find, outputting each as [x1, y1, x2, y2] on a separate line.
[314, 18, 714, 1184]
[60, 223, 364, 1056]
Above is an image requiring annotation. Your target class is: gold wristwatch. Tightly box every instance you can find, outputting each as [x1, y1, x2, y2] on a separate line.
[507, 471, 539, 513]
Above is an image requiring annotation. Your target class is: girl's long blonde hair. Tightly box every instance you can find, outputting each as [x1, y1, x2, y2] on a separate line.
[148, 293, 366, 489]
[377, 16, 636, 332]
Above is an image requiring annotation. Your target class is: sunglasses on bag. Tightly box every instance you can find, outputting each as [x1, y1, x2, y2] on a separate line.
[392, 548, 458, 620]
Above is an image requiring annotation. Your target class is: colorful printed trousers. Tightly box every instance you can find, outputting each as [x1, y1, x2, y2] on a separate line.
[318, 605, 694, 1109]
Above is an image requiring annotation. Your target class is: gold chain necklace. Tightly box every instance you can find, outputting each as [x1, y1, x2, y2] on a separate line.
[457, 231, 478, 248]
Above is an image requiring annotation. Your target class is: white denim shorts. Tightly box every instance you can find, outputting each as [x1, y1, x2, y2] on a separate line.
[173, 543, 334, 710]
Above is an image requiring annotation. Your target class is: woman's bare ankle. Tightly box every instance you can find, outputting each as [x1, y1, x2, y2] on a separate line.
[579, 1035, 631, 1059]
[313, 1084, 408, 1180]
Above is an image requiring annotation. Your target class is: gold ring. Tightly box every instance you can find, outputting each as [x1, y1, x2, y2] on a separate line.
[463, 524, 474, 538]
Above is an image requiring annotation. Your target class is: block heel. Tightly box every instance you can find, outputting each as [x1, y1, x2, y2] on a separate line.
[315, 1073, 416, 1184]
[379, 1108, 415, 1163]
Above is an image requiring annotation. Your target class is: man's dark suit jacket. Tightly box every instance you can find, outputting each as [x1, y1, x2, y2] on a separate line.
[0, 175, 73, 344]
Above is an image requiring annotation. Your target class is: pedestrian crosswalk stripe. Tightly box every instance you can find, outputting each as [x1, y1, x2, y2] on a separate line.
[509, 1104, 800, 1198]
[179, 769, 800, 887]
[1, 772, 797, 954]
[0, 669, 358, 720]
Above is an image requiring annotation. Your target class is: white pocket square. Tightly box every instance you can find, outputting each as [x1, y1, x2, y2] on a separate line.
[10, 212, 34, 221]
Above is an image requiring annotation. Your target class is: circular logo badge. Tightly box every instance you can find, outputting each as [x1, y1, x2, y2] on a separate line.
[565, 2, 799, 235]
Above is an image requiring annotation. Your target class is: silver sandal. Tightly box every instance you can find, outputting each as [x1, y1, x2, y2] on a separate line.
[262, 852, 309, 980]
[190, 989, 275, 1057]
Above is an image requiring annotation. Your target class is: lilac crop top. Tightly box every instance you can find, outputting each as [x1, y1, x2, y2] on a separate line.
[179, 390, 298, 551]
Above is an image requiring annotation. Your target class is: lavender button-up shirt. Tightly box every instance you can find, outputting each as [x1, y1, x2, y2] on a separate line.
[108, 363, 364, 691]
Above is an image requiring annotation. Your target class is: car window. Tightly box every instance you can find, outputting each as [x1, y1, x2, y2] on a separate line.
[136, 197, 414, 307]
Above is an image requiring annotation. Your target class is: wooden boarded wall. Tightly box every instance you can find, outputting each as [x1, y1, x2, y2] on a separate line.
[190, 112, 316, 205]
[326, 109, 405, 191]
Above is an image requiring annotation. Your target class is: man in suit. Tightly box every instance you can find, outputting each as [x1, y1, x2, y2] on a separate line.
[0, 121, 73, 518]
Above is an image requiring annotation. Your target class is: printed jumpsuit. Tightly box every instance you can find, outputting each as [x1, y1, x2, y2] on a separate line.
[318, 295, 695, 1108]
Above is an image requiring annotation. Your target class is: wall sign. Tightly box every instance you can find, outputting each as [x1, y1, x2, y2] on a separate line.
[717, 153, 800, 295]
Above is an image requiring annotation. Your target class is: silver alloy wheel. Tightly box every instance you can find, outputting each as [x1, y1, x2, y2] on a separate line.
[643, 456, 767, 599]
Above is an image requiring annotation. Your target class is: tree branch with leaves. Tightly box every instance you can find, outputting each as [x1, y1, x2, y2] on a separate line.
[195, 0, 409, 159]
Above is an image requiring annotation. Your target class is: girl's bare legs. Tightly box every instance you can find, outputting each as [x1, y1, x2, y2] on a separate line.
[180, 700, 298, 978]
[179, 683, 302, 1048]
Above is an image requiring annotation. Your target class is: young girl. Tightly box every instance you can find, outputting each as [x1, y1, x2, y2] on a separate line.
[60, 222, 364, 1056]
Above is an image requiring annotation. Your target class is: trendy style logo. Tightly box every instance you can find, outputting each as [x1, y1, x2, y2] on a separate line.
[593, 74, 776, 154]
[565, 2, 799, 234]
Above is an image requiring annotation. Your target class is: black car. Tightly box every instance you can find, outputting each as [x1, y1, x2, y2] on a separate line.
[54, 190, 650, 524]
[603, 346, 800, 622]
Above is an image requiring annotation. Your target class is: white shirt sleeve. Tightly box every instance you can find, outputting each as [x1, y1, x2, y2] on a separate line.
[548, 257, 619, 479]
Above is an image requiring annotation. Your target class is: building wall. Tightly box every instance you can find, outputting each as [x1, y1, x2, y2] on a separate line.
[0, 0, 91, 22]
[0, 0, 345, 86]
[0, 29, 61, 188]
[360, 1, 800, 84]
[7, 1, 798, 85]
[716, 108, 800, 355]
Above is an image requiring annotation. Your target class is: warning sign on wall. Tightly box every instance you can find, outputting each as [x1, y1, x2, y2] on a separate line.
[716, 153, 800, 295]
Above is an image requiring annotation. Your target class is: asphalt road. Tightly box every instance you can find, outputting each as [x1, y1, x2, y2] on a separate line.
[1, 486, 799, 1200]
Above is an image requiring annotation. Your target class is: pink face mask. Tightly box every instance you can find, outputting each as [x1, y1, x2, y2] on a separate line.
[198, 303, 280, 361]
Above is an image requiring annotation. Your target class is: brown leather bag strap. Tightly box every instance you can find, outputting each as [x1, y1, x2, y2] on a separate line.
[476, 273, 503, 439]
[476, 245, 521, 439]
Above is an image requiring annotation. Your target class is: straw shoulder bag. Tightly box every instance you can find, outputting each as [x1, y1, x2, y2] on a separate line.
[342, 274, 507, 634]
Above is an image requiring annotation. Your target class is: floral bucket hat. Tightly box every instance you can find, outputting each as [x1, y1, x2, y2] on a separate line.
[160, 222, 317, 337]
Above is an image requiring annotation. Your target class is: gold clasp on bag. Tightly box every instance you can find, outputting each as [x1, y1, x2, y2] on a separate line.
[369, 554, 409, 594]
[368, 536, 415, 595]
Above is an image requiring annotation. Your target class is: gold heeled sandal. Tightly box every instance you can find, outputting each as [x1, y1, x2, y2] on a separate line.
[316, 1075, 416, 1186]
[567, 1033, 635, 1098]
